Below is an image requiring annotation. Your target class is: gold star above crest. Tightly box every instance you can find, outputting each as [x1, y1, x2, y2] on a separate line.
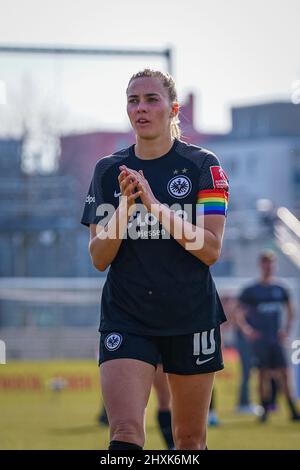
[173, 169, 179, 175]
[182, 168, 188, 173]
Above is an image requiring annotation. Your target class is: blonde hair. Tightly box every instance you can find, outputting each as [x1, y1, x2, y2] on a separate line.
[127, 68, 181, 139]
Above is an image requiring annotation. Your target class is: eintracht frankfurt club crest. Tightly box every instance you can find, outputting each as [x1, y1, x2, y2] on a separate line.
[167, 175, 192, 198]
[104, 333, 123, 351]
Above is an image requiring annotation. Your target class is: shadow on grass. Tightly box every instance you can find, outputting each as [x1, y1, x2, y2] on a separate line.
[47, 424, 102, 435]
[210, 414, 300, 435]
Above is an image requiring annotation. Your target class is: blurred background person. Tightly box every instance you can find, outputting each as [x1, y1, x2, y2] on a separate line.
[233, 290, 278, 415]
[234, 312, 256, 414]
[235, 250, 300, 423]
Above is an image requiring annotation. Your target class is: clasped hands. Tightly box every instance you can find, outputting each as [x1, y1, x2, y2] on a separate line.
[118, 165, 159, 214]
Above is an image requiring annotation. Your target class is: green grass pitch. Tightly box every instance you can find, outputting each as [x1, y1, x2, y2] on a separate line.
[0, 357, 299, 450]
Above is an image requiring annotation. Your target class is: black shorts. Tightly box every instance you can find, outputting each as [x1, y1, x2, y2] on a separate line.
[252, 340, 287, 369]
[99, 326, 224, 375]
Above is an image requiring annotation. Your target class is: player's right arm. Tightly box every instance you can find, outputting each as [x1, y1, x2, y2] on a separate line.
[88, 169, 142, 271]
[233, 291, 261, 341]
[234, 304, 260, 341]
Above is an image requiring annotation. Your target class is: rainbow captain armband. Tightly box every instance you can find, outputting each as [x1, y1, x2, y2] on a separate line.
[197, 189, 229, 216]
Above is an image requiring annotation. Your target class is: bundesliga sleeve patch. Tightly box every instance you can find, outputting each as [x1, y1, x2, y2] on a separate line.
[210, 166, 229, 190]
[197, 189, 229, 216]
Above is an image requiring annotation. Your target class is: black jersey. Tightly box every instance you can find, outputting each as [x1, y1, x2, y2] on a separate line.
[81, 138, 229, 336]
[239, 282, 289, 342]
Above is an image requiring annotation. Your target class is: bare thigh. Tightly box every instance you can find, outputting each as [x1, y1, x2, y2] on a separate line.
[100, 358, 156, 446]
[167, 372, 215, 450]
[153, 364, 171, 410]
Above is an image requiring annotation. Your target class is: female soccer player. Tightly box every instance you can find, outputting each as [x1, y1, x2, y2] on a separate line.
[81, 69, 229, 450]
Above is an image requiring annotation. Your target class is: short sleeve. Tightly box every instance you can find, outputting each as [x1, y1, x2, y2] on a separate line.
[281, 286, 290, 303]
[196, 152, 229, 217]
[80, 159, 107, 228]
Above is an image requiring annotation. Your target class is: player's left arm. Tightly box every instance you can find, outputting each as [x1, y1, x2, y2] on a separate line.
[282, 299, 294, 337]
[278, 293, 294, 342]
[162, 211, 226, 266]
[195, 213, 226, 265]
[150, 207, 226, 266]
[153, 151, 228, 266]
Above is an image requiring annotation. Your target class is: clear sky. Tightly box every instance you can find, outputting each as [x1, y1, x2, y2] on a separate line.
[0, 0, 299, 134]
